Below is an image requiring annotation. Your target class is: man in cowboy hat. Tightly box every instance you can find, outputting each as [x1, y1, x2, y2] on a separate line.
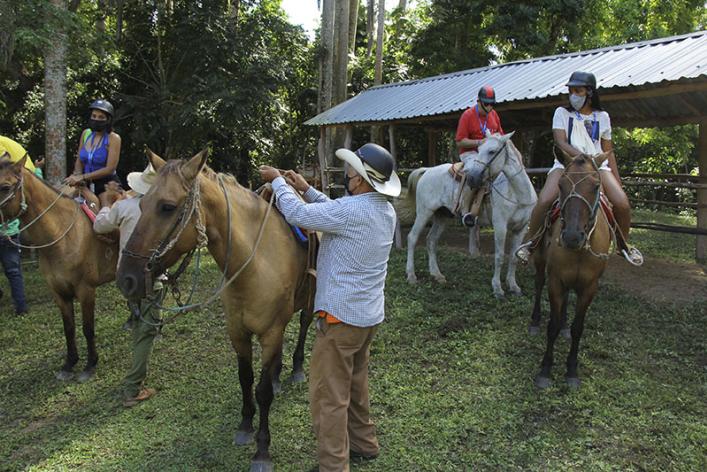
[259, 142, 400, 472]
[93, 163, 164, 407]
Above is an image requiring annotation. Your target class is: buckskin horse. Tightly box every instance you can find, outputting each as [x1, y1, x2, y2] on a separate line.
[117, 149, 314, 472]
[0, 155, 118, 381]
[529, 152, 612, 389]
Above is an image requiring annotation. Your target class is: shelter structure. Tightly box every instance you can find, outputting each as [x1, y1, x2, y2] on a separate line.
[306, 31, 707, 262]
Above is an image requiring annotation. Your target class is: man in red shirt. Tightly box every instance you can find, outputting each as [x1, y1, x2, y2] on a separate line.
[454, 85, 504, 226]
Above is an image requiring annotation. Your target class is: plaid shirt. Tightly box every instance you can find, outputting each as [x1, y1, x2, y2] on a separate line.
[272, 177, 396, 327]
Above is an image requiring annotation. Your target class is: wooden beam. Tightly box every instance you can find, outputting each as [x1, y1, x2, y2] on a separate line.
[388, 125, 397, 161]
[318, 126, 330, 195]
[344, 125, 353, 149]
[697, 119, 707, 262]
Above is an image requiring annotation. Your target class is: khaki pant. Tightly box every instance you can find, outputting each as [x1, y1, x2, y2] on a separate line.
[123, 289, 165, 398]
[309, 321, 379, 472]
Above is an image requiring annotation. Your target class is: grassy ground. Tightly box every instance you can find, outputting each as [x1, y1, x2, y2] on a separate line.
[0, 211, 705, 471]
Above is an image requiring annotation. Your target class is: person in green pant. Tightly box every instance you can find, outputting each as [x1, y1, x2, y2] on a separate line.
[93, 164, 162, 407]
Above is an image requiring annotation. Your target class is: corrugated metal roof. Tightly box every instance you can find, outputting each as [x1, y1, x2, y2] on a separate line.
[305, 31, 707, 126]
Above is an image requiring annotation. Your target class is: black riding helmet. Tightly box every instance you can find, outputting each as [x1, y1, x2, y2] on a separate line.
[89, 99, 114, 117]
[355, 143, 395, 182]
[478, 85, 497, 105]
[566, 71, 597, 90]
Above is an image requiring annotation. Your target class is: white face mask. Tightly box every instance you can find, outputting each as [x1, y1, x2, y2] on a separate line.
[569, 94, 587, 111]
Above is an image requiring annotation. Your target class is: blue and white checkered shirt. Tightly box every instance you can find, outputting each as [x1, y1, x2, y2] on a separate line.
[272, 177, 396, 327]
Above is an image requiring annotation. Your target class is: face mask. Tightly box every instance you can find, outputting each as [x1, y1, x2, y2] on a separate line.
[569, 94, 586, 111]
[89, 119, 108, 132]
[344, 173, 361, 195]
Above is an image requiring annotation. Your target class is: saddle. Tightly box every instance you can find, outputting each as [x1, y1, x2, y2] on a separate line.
[256, 183, 319, 312]
[448, 162, 465, 182]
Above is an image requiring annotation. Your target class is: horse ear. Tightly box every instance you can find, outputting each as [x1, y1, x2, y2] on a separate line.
[503, 130, 515, 140]
[13, 153, 28, 175]
[181, 149, 209, 181]
[592, 152, 609, 168]
[144, 147, 166, 171]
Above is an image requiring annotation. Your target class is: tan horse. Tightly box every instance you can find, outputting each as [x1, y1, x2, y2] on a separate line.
[116, 150, 313, 472]
[0, 156, 118, 381]
[529, 153, 612, 389]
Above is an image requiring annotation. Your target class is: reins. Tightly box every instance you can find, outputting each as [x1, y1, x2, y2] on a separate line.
[466, 139, 529, 206]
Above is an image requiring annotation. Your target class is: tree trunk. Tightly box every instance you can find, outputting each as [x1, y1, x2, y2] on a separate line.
[348, 0, 359, 56]
[334, 0, 350, 106]
[398, 0, 406, 10]
[374, 0, 384, 85]
[318, 0, 336, 193]
[115, 0, 125, 42]
[366, 0, 374, 58]
[44, 0, 69, 185]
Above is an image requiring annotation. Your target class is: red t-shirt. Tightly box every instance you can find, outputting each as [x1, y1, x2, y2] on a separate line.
[455, 104, 504, 154]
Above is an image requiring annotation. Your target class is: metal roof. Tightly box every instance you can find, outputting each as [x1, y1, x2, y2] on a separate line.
[306, 30, 707, 128]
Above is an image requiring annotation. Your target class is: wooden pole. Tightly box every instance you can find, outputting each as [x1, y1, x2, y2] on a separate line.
[344, 126, 353, 149]
[426, 129, 438, 166]
[388, 125, 396, 161]
[317, 126, 330, 194]
[697, 119, 707, 262]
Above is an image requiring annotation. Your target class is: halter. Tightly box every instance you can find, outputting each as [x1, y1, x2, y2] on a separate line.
[465, 137, 509, 179]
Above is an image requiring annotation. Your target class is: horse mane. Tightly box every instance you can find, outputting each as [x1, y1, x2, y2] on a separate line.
[162, 159, 257, 199]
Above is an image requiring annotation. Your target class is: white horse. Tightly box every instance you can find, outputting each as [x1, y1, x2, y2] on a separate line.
[400, 132, 537, 298]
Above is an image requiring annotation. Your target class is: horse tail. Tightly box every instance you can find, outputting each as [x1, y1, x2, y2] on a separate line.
[394, 168, 427, 226]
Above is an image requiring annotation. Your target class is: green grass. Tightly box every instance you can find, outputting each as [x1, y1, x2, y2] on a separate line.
[0, 218, 705, 471]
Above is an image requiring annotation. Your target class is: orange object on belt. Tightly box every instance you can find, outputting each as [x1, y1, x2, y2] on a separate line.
[317, 310, 341, 324]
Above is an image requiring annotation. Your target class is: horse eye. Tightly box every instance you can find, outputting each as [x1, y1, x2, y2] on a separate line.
[0, 185, 11, 192]
[161, 203, 177, 213]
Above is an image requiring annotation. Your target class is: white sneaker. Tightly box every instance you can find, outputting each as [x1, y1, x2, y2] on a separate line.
[515, 243, 532, 265]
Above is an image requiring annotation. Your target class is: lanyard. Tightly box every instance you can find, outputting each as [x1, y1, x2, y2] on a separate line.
[574, 110, 599, 141]
[475, 104, 489, 136]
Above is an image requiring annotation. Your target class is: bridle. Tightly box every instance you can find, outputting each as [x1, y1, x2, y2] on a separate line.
[465, 137, 528, 205]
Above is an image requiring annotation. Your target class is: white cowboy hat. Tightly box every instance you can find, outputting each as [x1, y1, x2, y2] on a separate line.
[127, 164, 157, 195]
[335, 143, 401, 197]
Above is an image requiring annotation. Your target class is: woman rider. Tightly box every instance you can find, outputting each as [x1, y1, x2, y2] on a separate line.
[64, 99, 122, 201]
[516, 71, 642, 265]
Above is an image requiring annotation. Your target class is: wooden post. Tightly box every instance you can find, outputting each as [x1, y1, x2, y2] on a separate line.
[317, 126, 330, 195]
[426, 129, 438, 166]
[697, 120, 707, 262]
[388, 125, 397, 161]
[344, 125, 353, 149]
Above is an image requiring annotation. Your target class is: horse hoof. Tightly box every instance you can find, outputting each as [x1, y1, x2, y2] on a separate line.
[272, 381, 282, 395]
[250, 460, 274, 472]
[56, 370, 74, 381]
[234, 430, 254, 446]
[433, 275, 447, 284]
[494, 292, 506, 301]
[288, 371, 306, 384]
[77, 369, 95, 383]
[560, 328, 571, 340]
[406, 274, 418, 285]
[534, 375, 552, 389]
[565, 377, 581, 389]
[510, 289, 523, 297]
[528, 325, 540, 336]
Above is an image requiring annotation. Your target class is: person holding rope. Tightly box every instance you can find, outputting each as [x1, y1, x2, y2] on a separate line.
[64, 99, 122, 206]
[455, 85, 504, 227]
[93, 164, 164, 407]
[259, 143, 400, 472]
[515, 71, 643, 266]
[0, 136, 44, 316]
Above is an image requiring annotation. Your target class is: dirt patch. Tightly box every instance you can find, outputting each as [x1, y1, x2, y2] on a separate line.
[402, 225, 707, 305]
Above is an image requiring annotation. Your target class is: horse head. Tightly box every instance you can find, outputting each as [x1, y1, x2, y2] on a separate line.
[463, 131, 516, 188]
[117, 147, 209, 301]
[558, 152, 608, 250]
[0, 152, 28, 222]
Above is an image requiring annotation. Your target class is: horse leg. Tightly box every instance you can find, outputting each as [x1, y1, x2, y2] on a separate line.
[468, 224, 481, 257]
[271, 347, 283, 395]
[529, 255, 546, 336]
[53, 293, 79, 381]
[491, 222, 507, 299]
[535, 278, 564, 389]
[233, 335, 256, 446]
[289, 309, 313, 384]
[427, 215, 447, 284]
[406, 210, 432, 284]
[76, 286, 98, 383]
[560, 292, 571, 340]
[250, 328, 285, 472]
[565, 281, 598, 389]
[506, 229, 525, 296]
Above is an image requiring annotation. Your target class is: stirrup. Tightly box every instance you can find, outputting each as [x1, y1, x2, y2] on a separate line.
[515, 241, 533, 265]
[621, 246, 644, 266]
[461, 213, 477, 228]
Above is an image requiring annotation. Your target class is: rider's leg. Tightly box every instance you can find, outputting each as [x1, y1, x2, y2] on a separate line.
[516, 170, 562, 262]
[602, 170, 642, 265]
[469, 186, 485, 216]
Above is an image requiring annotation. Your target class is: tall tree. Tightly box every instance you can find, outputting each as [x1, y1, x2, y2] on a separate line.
[333, 0, 350, 106]
[318, 0, 336, 190]
[374, 0, 384, 85]
[366, 0, 375, 58]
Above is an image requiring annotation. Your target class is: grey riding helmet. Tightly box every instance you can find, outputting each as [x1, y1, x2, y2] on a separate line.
[566, 71, 597, 90]
[89, 99, 114, 117]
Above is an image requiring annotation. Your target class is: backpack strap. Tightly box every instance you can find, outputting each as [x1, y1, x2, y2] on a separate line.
[567, 116, 573, 146]
[81, 129, 93, 145]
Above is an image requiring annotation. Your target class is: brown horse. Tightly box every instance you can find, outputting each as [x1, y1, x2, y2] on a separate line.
[0, 156, 118, 381]
[116, 150, 313, 472]
[529, 153, 612, 389]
